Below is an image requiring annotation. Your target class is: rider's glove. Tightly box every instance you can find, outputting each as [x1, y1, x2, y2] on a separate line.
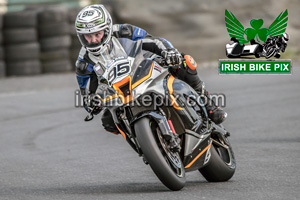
[90, 106, 102, 115]
[161, 48, 182, 66]
[83, 94, 102, 115]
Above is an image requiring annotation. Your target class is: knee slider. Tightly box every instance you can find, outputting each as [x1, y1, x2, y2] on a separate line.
[184, 55, 198, 71]
[101, 109, 119, 134]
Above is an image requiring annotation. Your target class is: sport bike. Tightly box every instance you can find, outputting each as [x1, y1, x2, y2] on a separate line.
[85, 37, 236, 191]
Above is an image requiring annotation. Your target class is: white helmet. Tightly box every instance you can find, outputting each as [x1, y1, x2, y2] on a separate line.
[75, 5, 113, 55]
[282, 33, 289, 43]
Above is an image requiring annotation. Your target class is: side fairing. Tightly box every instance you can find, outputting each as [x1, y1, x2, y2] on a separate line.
[169, 78, 205, 132]
[95, 82, 122, 107]
[132, 60, 169, 99]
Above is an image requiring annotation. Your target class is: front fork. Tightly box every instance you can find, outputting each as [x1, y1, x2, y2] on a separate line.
[210, 123, 231, 156]
[111, 106, 180, 154]
[130, 108, 181, 152]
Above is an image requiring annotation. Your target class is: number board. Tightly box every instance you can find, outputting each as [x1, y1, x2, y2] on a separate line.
[101, 58, 131, 85]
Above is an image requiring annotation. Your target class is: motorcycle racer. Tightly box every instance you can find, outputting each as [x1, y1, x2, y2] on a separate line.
[75, 4, 227, 132]
[262, 33, 289, 58]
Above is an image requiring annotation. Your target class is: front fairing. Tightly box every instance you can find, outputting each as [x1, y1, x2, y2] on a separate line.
[93, 37, 148, 106]
[94, 37, 145, 85]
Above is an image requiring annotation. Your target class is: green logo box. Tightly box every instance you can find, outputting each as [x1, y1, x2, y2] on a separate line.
[219, 59, 292, 74]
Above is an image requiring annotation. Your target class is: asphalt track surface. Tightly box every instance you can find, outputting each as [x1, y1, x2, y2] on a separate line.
[0, 66, 299, 200]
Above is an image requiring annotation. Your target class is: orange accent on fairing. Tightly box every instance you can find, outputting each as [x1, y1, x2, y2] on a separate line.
[184, 55, 197, 70]
[113, 62, 155, 104]
[170, 95, 184, 110]
[167, 75, 175, 94]
[167, 76, 184, 110]
[132, 62, 154, 89]
[184, 143, 211, 169]
[115, 124, 126, 139]
[105, 130, 119, 135]
[113, 76, 133, 104]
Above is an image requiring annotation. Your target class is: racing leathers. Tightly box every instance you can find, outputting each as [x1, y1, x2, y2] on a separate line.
[76, 24, 226, 128]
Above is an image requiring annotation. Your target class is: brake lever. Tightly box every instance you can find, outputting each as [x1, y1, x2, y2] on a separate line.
[153, 57, 166, 66]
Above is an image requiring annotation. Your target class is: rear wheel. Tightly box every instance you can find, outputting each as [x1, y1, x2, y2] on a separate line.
[199, 132, 236, 182]
[134, 117, 186, 191]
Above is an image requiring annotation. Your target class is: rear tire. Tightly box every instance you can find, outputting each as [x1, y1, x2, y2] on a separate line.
[42, 59, 72, 73]
[37, 6, 68, 24]
[199, 138, 236, 182]
[40, 36, 71, 51]
[38, 23, 70, 38]
[40, 49, 70, 62]
[5, 42, 40, 61]
[134, 117, 186, 191]
[3, 28, 37, 44]
[6, 60, 41, 76]
[4, 10, 37, 28]
[0, 61, 6, 78]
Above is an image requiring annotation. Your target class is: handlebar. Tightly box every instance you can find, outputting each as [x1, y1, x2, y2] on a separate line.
[153, 57, 167, 66]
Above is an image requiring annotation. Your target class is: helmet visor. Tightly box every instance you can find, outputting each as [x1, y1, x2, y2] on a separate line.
[78, 29, 109, 49]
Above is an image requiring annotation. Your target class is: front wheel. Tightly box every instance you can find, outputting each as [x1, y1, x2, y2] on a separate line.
[265, 47, 277, 59]
[134, 117, 186, 191]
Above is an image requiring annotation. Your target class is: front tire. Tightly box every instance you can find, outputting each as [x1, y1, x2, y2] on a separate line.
[265, 47, 277, 59]
[134, 117, 186, 191]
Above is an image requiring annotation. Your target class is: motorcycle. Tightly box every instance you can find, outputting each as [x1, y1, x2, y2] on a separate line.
[85, 37, 236, 191]
[261, 36, 287, 59]
[262, 43, 280, 59]
[225, 38, 262, 58]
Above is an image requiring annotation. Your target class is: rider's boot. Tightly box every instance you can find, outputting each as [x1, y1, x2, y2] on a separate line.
[193, 81, 227, 124]
[174, 55, 227, 124]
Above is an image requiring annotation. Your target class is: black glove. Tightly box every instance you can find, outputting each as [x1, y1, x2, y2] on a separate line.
[90, 106, 102, 115]
[83, 94, 102, 115]
[161, 48, 182, 66]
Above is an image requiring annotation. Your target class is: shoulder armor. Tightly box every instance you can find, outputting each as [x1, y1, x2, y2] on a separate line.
[75, 59, 88, 71]
[119, 24, 134, 38]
